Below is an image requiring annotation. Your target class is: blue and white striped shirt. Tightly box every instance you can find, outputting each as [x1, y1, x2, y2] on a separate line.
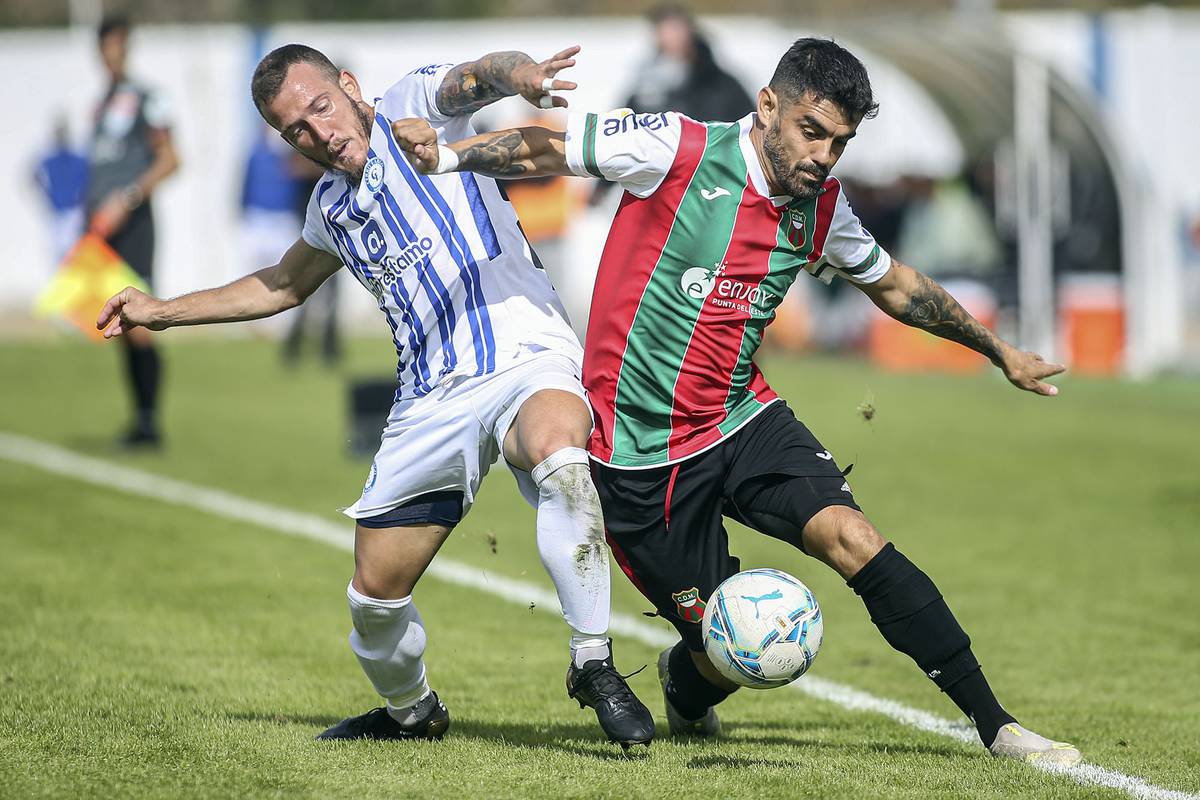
[301, 65, 581, 404]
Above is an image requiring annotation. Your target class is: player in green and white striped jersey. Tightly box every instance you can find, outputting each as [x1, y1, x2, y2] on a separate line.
[393, 38, 1079, 767]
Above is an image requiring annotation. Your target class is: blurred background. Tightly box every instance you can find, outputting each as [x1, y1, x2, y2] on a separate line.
[5, 0, 1200, 383]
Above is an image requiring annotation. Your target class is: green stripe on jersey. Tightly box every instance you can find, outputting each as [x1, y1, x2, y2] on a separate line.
[608, 121, 745, 465]
[717, 195, 820, 434]
[581, 114, 603, 179]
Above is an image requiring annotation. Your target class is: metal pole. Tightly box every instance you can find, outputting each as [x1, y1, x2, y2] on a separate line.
[1013, 54, 1055, 360]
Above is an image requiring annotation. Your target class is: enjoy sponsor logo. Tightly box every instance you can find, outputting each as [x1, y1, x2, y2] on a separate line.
[679, 261, 777, 318]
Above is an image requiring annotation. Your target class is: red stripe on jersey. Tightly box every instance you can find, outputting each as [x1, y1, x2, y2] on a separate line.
[665, 182, 781, 459]
[583, 118, 709, 462]
[807, 177, 841, 263]
[605, 531, 655, 604]
[663, 464, 680, 532]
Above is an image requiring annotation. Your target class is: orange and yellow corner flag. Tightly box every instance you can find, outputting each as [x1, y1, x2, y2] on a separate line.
[34, 234, 148, 341]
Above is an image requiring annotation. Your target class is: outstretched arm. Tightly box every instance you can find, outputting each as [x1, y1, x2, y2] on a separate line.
[435, 46, 579, 116]
[857, 260, 1065, 396]
[96, 238, 341, 339]
[391, 120, 570, 179]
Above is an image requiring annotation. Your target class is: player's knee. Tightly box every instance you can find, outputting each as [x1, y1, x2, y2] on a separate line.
[804, 506, 886, 578]
[525, 430, 589, 467]
[352, 567, 415, 601]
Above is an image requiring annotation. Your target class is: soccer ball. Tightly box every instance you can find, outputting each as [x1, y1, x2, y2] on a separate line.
[701, 568, 823, 689]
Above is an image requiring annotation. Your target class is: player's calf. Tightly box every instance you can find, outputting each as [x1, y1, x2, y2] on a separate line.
[657, 642, 731, 737]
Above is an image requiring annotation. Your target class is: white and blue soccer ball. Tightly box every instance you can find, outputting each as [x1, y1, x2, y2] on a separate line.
[701, 568, 823, 689]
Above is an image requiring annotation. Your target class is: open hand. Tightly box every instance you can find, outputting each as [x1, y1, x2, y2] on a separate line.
[96, 286, 166, 339]
[391, 118, 440, 174]
[999, 348, 1066, 396]
[511, 45, 579, 109]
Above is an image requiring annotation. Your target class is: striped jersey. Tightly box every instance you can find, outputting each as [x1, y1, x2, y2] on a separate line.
[301, 65, 581, 405]
[565, 110, 892, 468]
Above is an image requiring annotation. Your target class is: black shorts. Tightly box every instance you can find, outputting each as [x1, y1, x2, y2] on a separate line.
[106, 203, 156, 285]
[593, 401, 860, 651]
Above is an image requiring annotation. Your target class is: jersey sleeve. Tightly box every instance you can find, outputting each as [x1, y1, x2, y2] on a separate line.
[809, 185, 892, 285]
[378, 63, 457, 126]
[300, 185, 339, 259]
[564, 109, 683, 198]
[142, 88, 173, 130]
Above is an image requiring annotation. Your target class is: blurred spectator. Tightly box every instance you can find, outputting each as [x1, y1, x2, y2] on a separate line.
[240, 125, 305, 284]
[895, 176, 1001, 281]
[628, 4, 754, 123]
[281, 151, 341, 367]
[33, 116, 89, 264]
[592, 4, 753, 204]
[86, 13, 179, 448]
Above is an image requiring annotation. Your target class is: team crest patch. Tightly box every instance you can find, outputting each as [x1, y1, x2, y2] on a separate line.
[786, 208, 808, 250]
[363, 156, 385, 193]
[671, 587, 706, 624]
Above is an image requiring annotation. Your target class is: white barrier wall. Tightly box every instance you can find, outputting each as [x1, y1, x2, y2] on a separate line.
[3, 12, 1198, 366]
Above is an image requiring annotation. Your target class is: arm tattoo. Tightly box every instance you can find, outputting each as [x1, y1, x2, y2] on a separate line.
[435, 51, 534, 116]
[896, 272, 1003, 362]
[456, 130, 528, 177]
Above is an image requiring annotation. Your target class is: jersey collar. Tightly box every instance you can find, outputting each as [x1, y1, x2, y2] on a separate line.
[739, 113, 792, 208]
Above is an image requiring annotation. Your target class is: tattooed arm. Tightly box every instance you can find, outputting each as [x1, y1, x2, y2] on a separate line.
[858, 260, 1065, 396]
[434, 46, 580, 116]
[391, 120, 571, 178]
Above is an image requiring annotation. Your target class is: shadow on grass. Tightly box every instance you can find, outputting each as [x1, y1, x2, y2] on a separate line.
[229, 711, 968, 762]
[227, 712, 650, 762]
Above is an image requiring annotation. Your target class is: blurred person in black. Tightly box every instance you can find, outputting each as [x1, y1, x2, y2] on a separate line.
[592, 4, 753, 203]
[87, 14, 179, 448]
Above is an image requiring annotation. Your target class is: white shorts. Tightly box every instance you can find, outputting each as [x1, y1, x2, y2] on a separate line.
[343, 352, 586, 521]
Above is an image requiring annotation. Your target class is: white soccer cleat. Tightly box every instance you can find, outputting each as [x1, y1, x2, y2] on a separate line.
[657, 648, 722, 738]
[989, 723, 1082, 767]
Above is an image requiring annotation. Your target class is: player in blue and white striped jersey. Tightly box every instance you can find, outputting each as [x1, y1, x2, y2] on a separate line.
[96, 44, 654, 748]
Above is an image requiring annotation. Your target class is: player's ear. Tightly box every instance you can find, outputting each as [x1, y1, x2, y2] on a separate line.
[339, 70, 362, 102]
[758, 86, 778, 127]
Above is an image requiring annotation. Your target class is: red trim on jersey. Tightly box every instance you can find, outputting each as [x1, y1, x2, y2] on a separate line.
[663, 464, 681, 532]
[664, 182, 782, 460]
[807, 177, 841, 263]
[605, 531, 655, 603]
[583, 118, 709, 462]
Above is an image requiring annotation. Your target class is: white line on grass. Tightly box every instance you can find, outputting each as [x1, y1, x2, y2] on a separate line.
[1, 431, 1194, 800]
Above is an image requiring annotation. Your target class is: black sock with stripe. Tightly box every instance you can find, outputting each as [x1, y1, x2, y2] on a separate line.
[848, 543, 1016, 746]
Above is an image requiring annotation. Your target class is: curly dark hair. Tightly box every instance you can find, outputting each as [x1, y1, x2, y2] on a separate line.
[769, 38, 879, 120]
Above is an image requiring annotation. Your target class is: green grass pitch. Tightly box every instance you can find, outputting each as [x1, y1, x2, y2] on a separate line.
[1, 335, 1197, 799]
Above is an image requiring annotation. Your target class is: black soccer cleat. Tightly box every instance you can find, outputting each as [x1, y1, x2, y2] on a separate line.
[315, 691, 450, 741]
[566, 643, 655, 749]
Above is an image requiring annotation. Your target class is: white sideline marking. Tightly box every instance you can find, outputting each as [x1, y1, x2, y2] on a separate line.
[1, 431, 1195, 800]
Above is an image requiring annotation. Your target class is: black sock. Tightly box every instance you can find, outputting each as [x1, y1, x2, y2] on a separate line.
[848, 543, 1016, 745]
[125, 343, 161, 433]
[666, 641, 735, 721]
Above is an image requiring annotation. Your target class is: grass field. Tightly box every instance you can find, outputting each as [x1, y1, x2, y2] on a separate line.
[1, 335, 1197, 799]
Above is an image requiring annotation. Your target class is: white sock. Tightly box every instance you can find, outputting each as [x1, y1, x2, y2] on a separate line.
[346, 583, 431, 720]
[570, 633, 611, 668]
[531, 447, 611, 650]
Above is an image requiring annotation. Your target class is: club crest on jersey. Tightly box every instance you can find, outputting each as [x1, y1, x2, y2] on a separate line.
[672, 587, 706, 624]
[786, 208, 808, 250]
[363, 156, 385, 194]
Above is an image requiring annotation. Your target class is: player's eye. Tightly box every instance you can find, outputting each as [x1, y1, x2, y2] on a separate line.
[803, 128, 821, 141]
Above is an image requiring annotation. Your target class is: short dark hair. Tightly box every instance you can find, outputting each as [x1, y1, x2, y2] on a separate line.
[98, 13, 130, 42]
[769, 38, 878, 121]
[251, 44, 340, 118]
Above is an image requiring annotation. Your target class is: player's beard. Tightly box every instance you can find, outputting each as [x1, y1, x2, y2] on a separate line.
[299, 94, 376, 182]
[762, 120, 828, 201]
